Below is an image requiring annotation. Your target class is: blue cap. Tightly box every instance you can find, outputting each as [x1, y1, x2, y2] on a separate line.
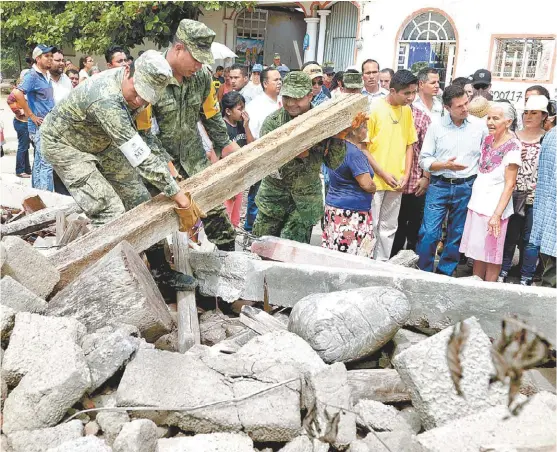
[32, 45, 57, 60]
[277, 64, 290, 73]
[252, 64, 263, 72]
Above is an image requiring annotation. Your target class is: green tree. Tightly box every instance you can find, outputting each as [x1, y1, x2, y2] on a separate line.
[0, 1, 251, 77]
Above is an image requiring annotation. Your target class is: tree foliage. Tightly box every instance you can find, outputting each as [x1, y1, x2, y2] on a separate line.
[1, 1, 251, 76]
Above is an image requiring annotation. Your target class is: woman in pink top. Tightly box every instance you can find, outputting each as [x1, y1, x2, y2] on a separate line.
[460, 101, 521, 281]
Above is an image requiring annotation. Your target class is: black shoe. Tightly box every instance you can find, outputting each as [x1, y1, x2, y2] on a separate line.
[151, 268, 198, 291]
[216, 240, 236, 252]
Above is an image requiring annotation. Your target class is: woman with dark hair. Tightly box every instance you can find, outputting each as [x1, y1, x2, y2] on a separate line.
[78, 55, 94, 82]
[221, 91, 254, 227]
[329, 71, 345, 98]
[524, 85, 555, 131]
[499, 95, 548, 285]
[322, 113, 377, 257]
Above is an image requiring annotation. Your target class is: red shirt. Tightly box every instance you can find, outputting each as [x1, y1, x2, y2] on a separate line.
[7, 91, 27, 122]
[404, 106, 431, 194]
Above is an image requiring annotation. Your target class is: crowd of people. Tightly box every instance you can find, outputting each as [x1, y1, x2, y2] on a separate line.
[5, 18, 556, 290]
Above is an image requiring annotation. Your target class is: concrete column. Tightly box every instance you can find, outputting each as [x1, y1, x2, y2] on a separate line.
[223, 19, 235, 50]
[303, 18, 320, 63]
[316, 10, 331, 65]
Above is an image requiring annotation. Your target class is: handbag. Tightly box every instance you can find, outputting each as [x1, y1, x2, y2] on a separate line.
[512, 191, 528, 217]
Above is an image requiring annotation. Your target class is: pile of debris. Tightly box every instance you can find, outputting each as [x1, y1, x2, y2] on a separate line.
[1, 193, 556, 452]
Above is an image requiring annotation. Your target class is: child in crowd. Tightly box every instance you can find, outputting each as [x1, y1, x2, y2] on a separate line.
[221, 91, 254, 227]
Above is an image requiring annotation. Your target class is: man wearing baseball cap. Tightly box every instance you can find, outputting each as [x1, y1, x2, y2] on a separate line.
[13, 44, 56, 191]
[471, 69, 493, 100]
[145, 19, 239, 252]
[253, 71, 346, 243]
[270, 53, 281, 68]
[303, 63, 331, 107]
[341, 71, 364, 94]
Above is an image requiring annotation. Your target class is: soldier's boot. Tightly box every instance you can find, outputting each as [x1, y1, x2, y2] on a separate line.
[144, 244, 197, 297]
[216, 240, 236, 252]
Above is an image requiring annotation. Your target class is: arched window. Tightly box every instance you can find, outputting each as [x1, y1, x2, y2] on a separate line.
[397, 9, 457, 87]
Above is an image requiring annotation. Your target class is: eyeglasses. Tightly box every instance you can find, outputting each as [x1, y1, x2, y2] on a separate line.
[312, 79, 323, 86]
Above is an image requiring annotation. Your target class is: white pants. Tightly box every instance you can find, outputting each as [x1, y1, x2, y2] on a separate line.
[372, 190, 402, 261]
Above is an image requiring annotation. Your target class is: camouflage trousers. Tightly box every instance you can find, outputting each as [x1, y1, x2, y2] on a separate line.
[41, 137, 150, 226]
[253, 178, 323, 244]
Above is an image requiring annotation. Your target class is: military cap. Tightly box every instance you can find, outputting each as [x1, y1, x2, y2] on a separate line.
[343, 72, 363, 90]
[175, 19, 216, 65]
[281, 71, 312, 99]
[323, 65, 335, 75]
[302, 63, 324, 80]
[134, 50, 173, 105]
[273, 53, 281, 59]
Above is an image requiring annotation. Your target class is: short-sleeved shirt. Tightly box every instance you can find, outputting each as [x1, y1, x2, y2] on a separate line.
[326, 141, 374, 211]
[225, 120, 247, 147]
[16, 65, 54, 135]
[468, 135, 522, 219]
[367, 99, 417, 191]
[515, 138, 543, 204]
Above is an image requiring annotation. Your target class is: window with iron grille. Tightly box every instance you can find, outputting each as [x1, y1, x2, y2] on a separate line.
[236, 9, 268, 40]
[490, 36, 555, 81]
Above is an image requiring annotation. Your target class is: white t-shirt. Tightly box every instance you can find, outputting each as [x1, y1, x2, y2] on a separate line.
[468, 135, 522, 220]
[51, 73, 73, 105]
[79, 69, 89, 80]
[240, 82, 261, 105]
[245, 92, 282, 139]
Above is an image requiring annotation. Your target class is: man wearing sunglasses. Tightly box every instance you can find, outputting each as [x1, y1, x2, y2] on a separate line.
[302, 63, 331, 107]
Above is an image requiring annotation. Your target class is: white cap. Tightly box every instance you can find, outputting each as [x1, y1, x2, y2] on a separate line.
[524, 94, 549, 113]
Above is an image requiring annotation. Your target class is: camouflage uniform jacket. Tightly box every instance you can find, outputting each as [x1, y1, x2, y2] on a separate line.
[260, 107, 346, 193]
[148, 65, 231, 177]
[41, 68, 180, 197]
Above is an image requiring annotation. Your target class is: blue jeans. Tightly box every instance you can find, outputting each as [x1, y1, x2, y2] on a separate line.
[501, 205, 539, 278]
[244, 180, 261, 232]
[30, 132, 54, 191]
[13, 119, 31, 175]
[417, 176, 474, 275]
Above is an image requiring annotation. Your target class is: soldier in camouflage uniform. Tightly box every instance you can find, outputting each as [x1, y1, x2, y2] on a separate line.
[253, 71, 347, 243]
[144, 19, 240, 251]
[40, 50, 202, 291]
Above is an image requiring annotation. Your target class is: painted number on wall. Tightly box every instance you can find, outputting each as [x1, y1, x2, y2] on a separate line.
[492, 90, 524, 103]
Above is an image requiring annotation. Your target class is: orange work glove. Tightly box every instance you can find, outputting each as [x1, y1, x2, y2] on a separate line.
[174, 193, 206, 239]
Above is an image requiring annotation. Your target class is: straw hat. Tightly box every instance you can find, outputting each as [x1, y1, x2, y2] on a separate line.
[468, 96, 490, 118]
[524, 94, 549, 112]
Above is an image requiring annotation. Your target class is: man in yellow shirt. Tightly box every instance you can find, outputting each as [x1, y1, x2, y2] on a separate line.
[366, 69, 418, 260]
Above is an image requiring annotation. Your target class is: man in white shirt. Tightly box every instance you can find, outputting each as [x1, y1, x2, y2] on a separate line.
[413, 67, 443, 121]
[50, 50, 73, 105]
[361, 59, 388, 110]
[229, 63, 253, 104]
[243, 68, 282, 232]
[242, 64, 263, 105]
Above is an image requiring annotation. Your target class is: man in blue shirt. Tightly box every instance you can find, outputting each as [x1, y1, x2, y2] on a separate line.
[530, 127, 556, 287]
[417, 84, 488, 275]
[13, 45, 56, 191]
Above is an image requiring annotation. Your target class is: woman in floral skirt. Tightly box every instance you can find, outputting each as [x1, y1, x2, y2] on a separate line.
[322, 112, 377, 257]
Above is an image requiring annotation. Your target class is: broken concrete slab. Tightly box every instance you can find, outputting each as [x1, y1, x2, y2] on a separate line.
[354, 399, 414, 433]
[2, 312, 86, 386]
[347, 369, 411, 404]
[199, 310, 244, 346]
[0, 243, 6, 269]
[46, 436, 113, 452]
[1, 313, 91, 433]
[278, 436, 329, 452]
[81, 329, 140, 392]
[392, 328, 428, 358]
[191, 256, 556, 345]
[393, 317, 508, 429]
[0, 181, 75, 211]
[415, 391, 557, 452]
[47, 241, 173, 342]
[1, 236, 60, 298]
[288, 287, 410, 363]
[0, 276, 47, 314]
[235, 330, 327, 375]
[251, 236, 414, 273]
[520, 368, 556, 396]
[302, 362, 356, 448]
[113, 419, 158, 452]
[96, 411, 130, 446]
[117, 348, 303, 442]
[157, 432, 254, 452]
[7, 419, 83, 452]
[388, 249, 419, 268]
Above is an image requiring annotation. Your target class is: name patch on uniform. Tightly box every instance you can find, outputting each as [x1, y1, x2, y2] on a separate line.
[119, 133, 151, 168]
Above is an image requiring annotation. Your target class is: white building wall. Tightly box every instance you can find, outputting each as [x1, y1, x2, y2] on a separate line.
[357, 0, 556, 105]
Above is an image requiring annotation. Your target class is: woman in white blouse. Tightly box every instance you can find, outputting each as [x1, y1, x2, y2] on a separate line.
[78, 55, 94, 82]
[459, 101, 521, 281]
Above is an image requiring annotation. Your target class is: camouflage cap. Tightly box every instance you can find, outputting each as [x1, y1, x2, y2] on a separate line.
[273, 53, 281, 59]
[302, 63, 324, 80]
[175, 19, 216, 65]
[281, 71, 312, 98]
[134, 50, 173, 105]
[343, 72, 363, 90]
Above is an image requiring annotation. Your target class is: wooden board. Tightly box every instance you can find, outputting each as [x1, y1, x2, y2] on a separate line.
[1, 204, 81, 237]
[48, 94, 368, 290]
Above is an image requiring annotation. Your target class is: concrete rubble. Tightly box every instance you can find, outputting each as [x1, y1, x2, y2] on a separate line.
[0, 231, 554, 451]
